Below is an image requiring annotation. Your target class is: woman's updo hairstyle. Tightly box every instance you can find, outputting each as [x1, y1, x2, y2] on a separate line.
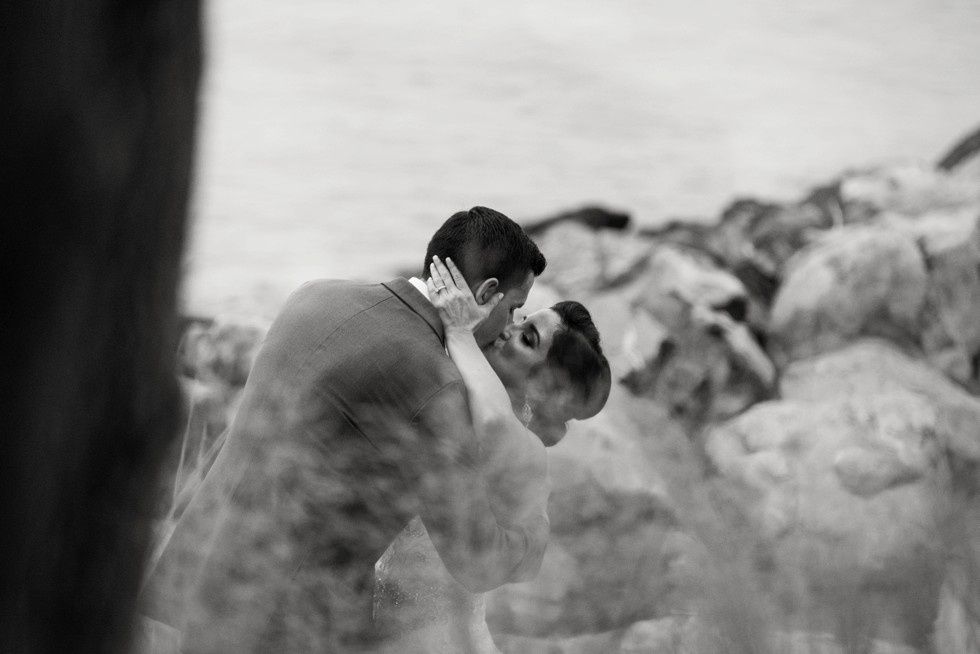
[527, 301, 612, 445]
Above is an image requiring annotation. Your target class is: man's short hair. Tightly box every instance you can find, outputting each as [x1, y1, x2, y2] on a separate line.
[423, 206, 546, 291]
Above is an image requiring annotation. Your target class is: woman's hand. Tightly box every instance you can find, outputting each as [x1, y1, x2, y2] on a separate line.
[426, 256, 502, 335]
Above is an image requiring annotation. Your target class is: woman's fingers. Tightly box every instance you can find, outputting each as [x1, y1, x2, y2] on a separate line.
[431, 255, 460, 291]
[430, 258, 453, 293]
[443, 257, 467, 291]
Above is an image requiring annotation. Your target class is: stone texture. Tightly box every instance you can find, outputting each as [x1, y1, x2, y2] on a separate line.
[780, 339, 980, 463]
[487, 384, 693, 638]
[880, 209, 980, 390]
[769, 225, 928, 366]
[534, 222, 655, 296]
[704, 395, 947, 646]
[839, 161, 980, 219]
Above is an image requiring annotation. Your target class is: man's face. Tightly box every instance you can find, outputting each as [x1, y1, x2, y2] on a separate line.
[473, 270, 534, 348]
[484, 307, 562, 394]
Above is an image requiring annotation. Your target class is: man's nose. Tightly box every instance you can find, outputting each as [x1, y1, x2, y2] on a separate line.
[499, 326, 514, 341]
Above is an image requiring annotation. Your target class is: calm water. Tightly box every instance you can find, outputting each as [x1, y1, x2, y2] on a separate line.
[180, 0, 980, 316]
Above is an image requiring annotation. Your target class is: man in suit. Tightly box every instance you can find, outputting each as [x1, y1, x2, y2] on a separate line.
[141, 206, 548, 652]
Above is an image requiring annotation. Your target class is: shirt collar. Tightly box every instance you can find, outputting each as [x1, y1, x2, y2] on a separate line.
[408, 276, 432, 303]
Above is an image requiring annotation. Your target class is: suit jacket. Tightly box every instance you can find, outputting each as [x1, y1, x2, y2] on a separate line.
[141, 278, 546, 653]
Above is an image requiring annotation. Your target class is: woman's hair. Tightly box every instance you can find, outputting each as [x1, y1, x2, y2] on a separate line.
[529, 301, 612, 445]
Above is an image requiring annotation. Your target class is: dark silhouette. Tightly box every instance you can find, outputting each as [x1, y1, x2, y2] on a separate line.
[937, 123, 980, 171]
[0, 2, 203, 652]
[522, 205, 631, 236]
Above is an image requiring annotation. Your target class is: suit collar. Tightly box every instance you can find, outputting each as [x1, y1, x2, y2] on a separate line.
[382, 278, 445, 345]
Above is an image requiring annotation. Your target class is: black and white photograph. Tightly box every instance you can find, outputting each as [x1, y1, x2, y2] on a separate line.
[3, 1, 980, 652]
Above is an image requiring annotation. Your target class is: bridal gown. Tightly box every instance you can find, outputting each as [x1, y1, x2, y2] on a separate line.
[373, 515, 502, 653]
[373, 430, 549, 654]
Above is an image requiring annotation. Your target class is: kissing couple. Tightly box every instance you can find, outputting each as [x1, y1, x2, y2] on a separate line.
[141, 206, 612, 653]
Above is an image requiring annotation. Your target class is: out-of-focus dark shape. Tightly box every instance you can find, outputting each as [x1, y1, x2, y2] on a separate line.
[937, 123, 980, 171]
[0, 2, 202, 653]
[523, 205, 631, 237]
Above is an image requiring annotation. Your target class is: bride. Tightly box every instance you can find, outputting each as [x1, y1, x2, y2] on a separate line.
[372, 256, 611, 653]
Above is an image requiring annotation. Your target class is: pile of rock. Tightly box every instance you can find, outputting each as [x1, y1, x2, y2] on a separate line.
[170, 126, 980, 653]
[485, 128, 980, 653]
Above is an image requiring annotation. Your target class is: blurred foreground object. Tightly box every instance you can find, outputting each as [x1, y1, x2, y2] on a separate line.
[0, 2, 202, 652]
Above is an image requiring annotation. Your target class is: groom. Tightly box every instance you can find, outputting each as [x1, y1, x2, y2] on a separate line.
[142, 206, 548, 652]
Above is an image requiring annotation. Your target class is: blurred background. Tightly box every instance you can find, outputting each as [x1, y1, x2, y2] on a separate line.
[178, 0, 980, 316]
[156, 3, 980, 651]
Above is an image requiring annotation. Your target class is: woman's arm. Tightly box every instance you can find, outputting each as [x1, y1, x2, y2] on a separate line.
[426, 256, 528, 441]
[427, 257, 549, 525]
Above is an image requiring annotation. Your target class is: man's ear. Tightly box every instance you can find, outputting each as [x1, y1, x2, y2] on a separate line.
[474, 278, 499, 305]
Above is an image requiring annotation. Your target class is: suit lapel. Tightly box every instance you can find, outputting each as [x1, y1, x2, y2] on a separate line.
[382, 278, 446, 345]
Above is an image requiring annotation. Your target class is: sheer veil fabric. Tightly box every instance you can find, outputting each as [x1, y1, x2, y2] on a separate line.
[373, 516, 503, 654]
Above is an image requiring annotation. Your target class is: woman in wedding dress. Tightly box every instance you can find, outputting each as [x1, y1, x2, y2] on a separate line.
[372, 256, 611, 653]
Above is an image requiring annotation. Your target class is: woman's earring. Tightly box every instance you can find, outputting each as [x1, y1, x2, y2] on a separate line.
[521, 396, 533, 428]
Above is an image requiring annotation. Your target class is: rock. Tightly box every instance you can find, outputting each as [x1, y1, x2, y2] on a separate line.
[638, 219, 715, 254]
[523, 205, 631, 237]
[932, 499, 980, 654]
[769, 225, 928, 366]
[534, 222, 655, 296]
[934, 578, 980, 654]
[705, 395, 947, 646]
[486, 385, 692, 637]
[878, 209, 980, 390]
[178, 316, 268, 388]
[839, 161, 980, 219]
[710, 198, 832, 282]
[937, 123, 980, 172]
[617, 617, 693, 653]
[616, 307, 673, 392]
[699, 336, 980, 648]
[494, 616, 693, 654]
[773, 631, 919, 654]
[603, 248, 774, 431]
[780, 339, 980, 463]
[495, 630, 623, 654]
[486, 541, 581, 637]
[633, 244, 748, 321]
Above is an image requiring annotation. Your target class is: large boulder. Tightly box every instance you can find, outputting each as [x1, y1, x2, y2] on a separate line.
[839, 161, 980, 220]
[709, 198, 832, 283]
[703, 339, 980, 649]
[769, 225, 928, 366]
[932, 497, 980, 654]
[876, 209, 980, 391]
[487, 384, 692, 637]
[705, 397, 945, 648]
[780, 339, 980, 463]
[533, 222, 655, 296]
[601, 245, 775, 432]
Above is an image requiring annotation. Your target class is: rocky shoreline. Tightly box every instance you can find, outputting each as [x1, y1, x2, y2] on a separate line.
[166, 126, 980, 654]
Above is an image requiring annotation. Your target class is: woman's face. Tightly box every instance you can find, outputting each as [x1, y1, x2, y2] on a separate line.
[484, 308, 562, 395]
